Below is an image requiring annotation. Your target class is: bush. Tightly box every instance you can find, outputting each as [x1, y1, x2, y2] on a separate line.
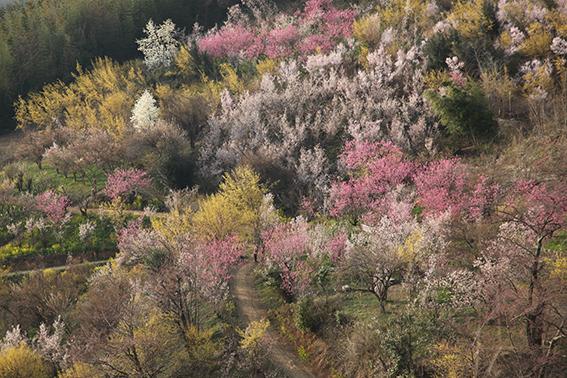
[0, 344, 50, 378]
[295, 297, 323, 332]
[425, 80, 497, 144]
[294, 296, 342, 333]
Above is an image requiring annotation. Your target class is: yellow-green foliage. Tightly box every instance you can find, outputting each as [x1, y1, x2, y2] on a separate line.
[0, 344, 50, 378]
[256, 58, 278, 76]
[519, 22, 552, 57]
[192, 166, 265, 241]
[521, 59, 554, 96]
[185, 326, 221, 363]
[448, 0, 492, 39]
[106, 310, 182, 376]
[431, 342, 468, 378]
[353, 12, 382, 48]
[549, 256, 567, 281]
[174, 46, 196, 80]
[546, 11, 567, 39]
[381, 0, 436, 35]
[238, 319, 270, 350]
[16, 58, 147, 134]
[219, 63, 245, 95]
[397, 229, 423, 263]
[151, 197, 193, 243]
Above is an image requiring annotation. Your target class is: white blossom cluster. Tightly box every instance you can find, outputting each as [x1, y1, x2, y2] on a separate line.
[130, 90, 160, 130]
[200, 43, 437, 201]
[136, 19, 180, 71]
[1, 317, 69, 369]
[551, 37, 567, 56]
[78, 220, 96, 241]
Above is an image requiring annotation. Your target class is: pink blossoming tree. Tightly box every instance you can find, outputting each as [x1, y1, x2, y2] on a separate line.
[197, 0, 355, 61]
[413, 158, 498, 220]
[262, 218, 311, 296]
[329, 141, 414, 218]
[35, 190, 71, 223]
[104, 168, 151, 201]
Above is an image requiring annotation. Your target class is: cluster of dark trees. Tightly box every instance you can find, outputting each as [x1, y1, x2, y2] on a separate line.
[0, 0, 236, 132]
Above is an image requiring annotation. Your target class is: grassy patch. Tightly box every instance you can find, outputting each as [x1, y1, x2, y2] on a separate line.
[1, 160, 106, 201]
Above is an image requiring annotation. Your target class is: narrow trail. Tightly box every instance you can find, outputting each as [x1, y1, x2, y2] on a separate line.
[4, 260, 108, 278]
[232, 263, 316, 378]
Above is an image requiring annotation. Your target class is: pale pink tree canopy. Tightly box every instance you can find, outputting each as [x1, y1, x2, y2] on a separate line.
[35, 190, 71, 223]
[197, 0, 354, 60]
[104, 168, 151, 200]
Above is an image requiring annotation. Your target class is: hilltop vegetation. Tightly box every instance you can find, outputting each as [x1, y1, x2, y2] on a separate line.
[0, 0, 566, 376]
[0, 0, 236, 131]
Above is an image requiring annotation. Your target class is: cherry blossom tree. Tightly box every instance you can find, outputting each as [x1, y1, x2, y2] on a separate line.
[262, 218, 311, 296]
[413, 158, 498, 220]
[35, 190, 71, 224]
[104, 168, 151, 201]
[197, 0, 354, 61]
[494, 181, 567, 352]
[329, 140, 414, 218]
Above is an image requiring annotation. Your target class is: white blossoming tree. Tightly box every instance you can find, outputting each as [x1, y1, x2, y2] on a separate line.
[136, 19, 179, 71]
[130, 90, 160, 130]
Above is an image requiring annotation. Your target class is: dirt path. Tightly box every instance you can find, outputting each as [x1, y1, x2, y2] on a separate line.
[233, 263, 316, 378]
[4, 260, 108, 278]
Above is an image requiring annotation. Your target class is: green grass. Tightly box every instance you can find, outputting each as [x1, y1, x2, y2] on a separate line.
[1, 160, 106, 200]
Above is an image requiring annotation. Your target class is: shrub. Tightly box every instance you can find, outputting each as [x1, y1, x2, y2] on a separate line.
[425, 80, 497, 143]
[0, 344, 50, 378]
[294, 296, 323, 333]
[294, 296, 341, 333]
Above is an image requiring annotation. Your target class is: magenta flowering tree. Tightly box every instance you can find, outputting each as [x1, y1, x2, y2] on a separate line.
[329, 141, 414, 218]
[104, 168, 151, 201]
[197, 25, 261, 60]
[197, 0, 355, 61]
[35, 190, 71, 223]
[413, 158, 499, 220]
[495, 180, 567, 351]
[502, 180, 567, 237]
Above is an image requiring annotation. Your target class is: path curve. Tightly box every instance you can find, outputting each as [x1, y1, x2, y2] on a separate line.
[232, 263, 316, 378]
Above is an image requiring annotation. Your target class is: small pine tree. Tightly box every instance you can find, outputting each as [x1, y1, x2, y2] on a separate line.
[131, 90, 160, 130]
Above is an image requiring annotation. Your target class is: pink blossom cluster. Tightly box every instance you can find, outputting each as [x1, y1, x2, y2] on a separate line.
[504, 180, 567, 234]
[197, 0, 354, 60]
[414, 158, 498, 220]
[330, 141, 499, 221]
[179, 236, 244, 299]
[104, 168, 151, 200]
[35, 190, 71, 223]
[329, 141, 414, 217]
[325, 232, 347, 263]
[262, 219, 310, 295]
